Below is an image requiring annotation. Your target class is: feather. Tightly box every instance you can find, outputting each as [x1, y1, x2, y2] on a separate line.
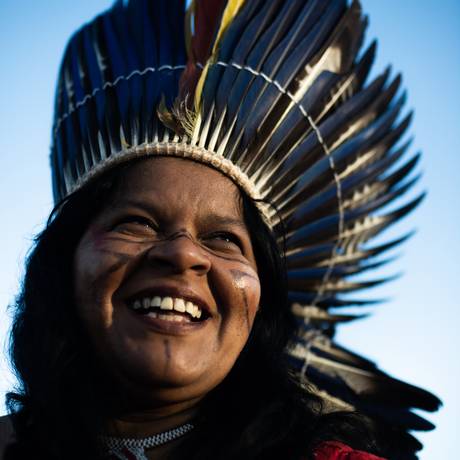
[260, 67, 395, 200]
[283, 147, 417, 233]
[226, 0, 347, 165]
[215, 0, 296, 120]
[288, 292, 383, 308]
[192, 0, 245, 111]
[289, 344, 441, 412]
[316, 40, 377, 121]
[288, 257, 394, 281]
[200, 0, 263, 116]
[291, 304, 368, 324]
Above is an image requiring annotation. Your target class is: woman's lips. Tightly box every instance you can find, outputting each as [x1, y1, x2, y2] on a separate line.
[127, 305, 210, 335]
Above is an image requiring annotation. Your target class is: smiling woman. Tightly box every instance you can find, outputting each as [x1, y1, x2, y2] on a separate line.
[0, 0, 441, 459]
[74, 158, 261, 405]
[3, 154, 294, 460]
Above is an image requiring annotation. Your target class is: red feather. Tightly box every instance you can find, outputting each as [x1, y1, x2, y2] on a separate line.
[179, 0, 227, 102]
[191, 0, 227, 63]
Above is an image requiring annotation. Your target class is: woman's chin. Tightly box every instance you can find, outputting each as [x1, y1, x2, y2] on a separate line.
[101, 342, 223, 403]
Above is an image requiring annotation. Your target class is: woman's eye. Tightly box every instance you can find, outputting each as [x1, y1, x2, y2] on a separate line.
[203, 233, 243, 253]
[112, 216, 156, 236]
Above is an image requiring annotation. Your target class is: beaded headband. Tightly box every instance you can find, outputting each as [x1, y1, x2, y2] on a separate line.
[51, 0, 440, 456]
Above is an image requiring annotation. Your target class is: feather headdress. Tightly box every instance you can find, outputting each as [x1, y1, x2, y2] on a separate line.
[51, 0, 440, 457]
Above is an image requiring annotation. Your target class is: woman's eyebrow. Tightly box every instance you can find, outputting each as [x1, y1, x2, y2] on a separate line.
[110, 201, 247, 229]
[202, 215, 247, 230]
[111, 198, 159, 214]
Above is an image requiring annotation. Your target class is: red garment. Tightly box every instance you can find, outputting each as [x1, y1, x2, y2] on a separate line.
[313, 441, 386, 460]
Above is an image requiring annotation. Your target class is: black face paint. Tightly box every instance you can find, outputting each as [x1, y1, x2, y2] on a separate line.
[163, 339, 171, 373]
[98, 250, 133, 274]
[87, 251, 133, 305]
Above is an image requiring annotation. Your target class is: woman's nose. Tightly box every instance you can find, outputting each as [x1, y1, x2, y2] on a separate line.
[146, 233, 211, 275]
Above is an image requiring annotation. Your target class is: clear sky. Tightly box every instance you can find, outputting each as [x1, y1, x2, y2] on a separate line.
[0, 1, 459, 458]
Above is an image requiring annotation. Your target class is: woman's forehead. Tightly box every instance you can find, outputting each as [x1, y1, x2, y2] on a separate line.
[111, 157, 244, 221]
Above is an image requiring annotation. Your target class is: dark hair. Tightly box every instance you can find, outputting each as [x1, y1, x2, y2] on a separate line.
[5, 160, 382, 460]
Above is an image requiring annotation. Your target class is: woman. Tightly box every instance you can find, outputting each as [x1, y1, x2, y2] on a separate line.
[1, 0, 440, 459]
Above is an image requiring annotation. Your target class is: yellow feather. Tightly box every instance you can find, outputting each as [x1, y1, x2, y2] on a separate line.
[211, 0, 246, 55]
[193, 0, 246, 112]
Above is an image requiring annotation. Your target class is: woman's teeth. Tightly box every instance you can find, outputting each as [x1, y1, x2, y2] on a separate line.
[130, 296, 202, 320]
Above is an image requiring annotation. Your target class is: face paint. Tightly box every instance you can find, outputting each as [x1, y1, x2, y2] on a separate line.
[230, 269, 259, 332]
[163, 339, 171, 374]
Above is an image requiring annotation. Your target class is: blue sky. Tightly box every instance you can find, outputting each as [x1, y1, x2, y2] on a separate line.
[0, 1, 459, 458]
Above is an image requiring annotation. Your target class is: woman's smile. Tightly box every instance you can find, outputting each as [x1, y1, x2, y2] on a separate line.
[124, 285, 212, 334]
[73, 156, 261, 405]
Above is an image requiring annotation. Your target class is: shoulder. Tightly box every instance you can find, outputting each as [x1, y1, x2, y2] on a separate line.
[0, 415, 15, 459]
[312, 441, 386, 460]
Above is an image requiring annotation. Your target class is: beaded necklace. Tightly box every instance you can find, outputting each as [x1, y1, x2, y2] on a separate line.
[101, 422, 194, 460]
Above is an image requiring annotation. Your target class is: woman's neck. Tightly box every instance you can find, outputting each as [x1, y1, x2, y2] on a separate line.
[103, 399, 201, 460]
[106, 398, 201, 438]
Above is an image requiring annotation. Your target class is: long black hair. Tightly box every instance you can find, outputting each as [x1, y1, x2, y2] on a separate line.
[5, 159, 383, 460]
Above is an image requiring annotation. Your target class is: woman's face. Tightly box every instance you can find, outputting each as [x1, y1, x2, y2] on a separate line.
[73, 157, 260, 406]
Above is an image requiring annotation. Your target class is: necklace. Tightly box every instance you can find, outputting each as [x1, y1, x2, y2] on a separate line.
[101, 422, 194, 460]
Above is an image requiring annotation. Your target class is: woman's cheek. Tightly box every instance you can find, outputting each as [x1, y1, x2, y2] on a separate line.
[73, 230, 140, 321]
[228, 267, 261, 333]
[78, 228, 150, 279]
